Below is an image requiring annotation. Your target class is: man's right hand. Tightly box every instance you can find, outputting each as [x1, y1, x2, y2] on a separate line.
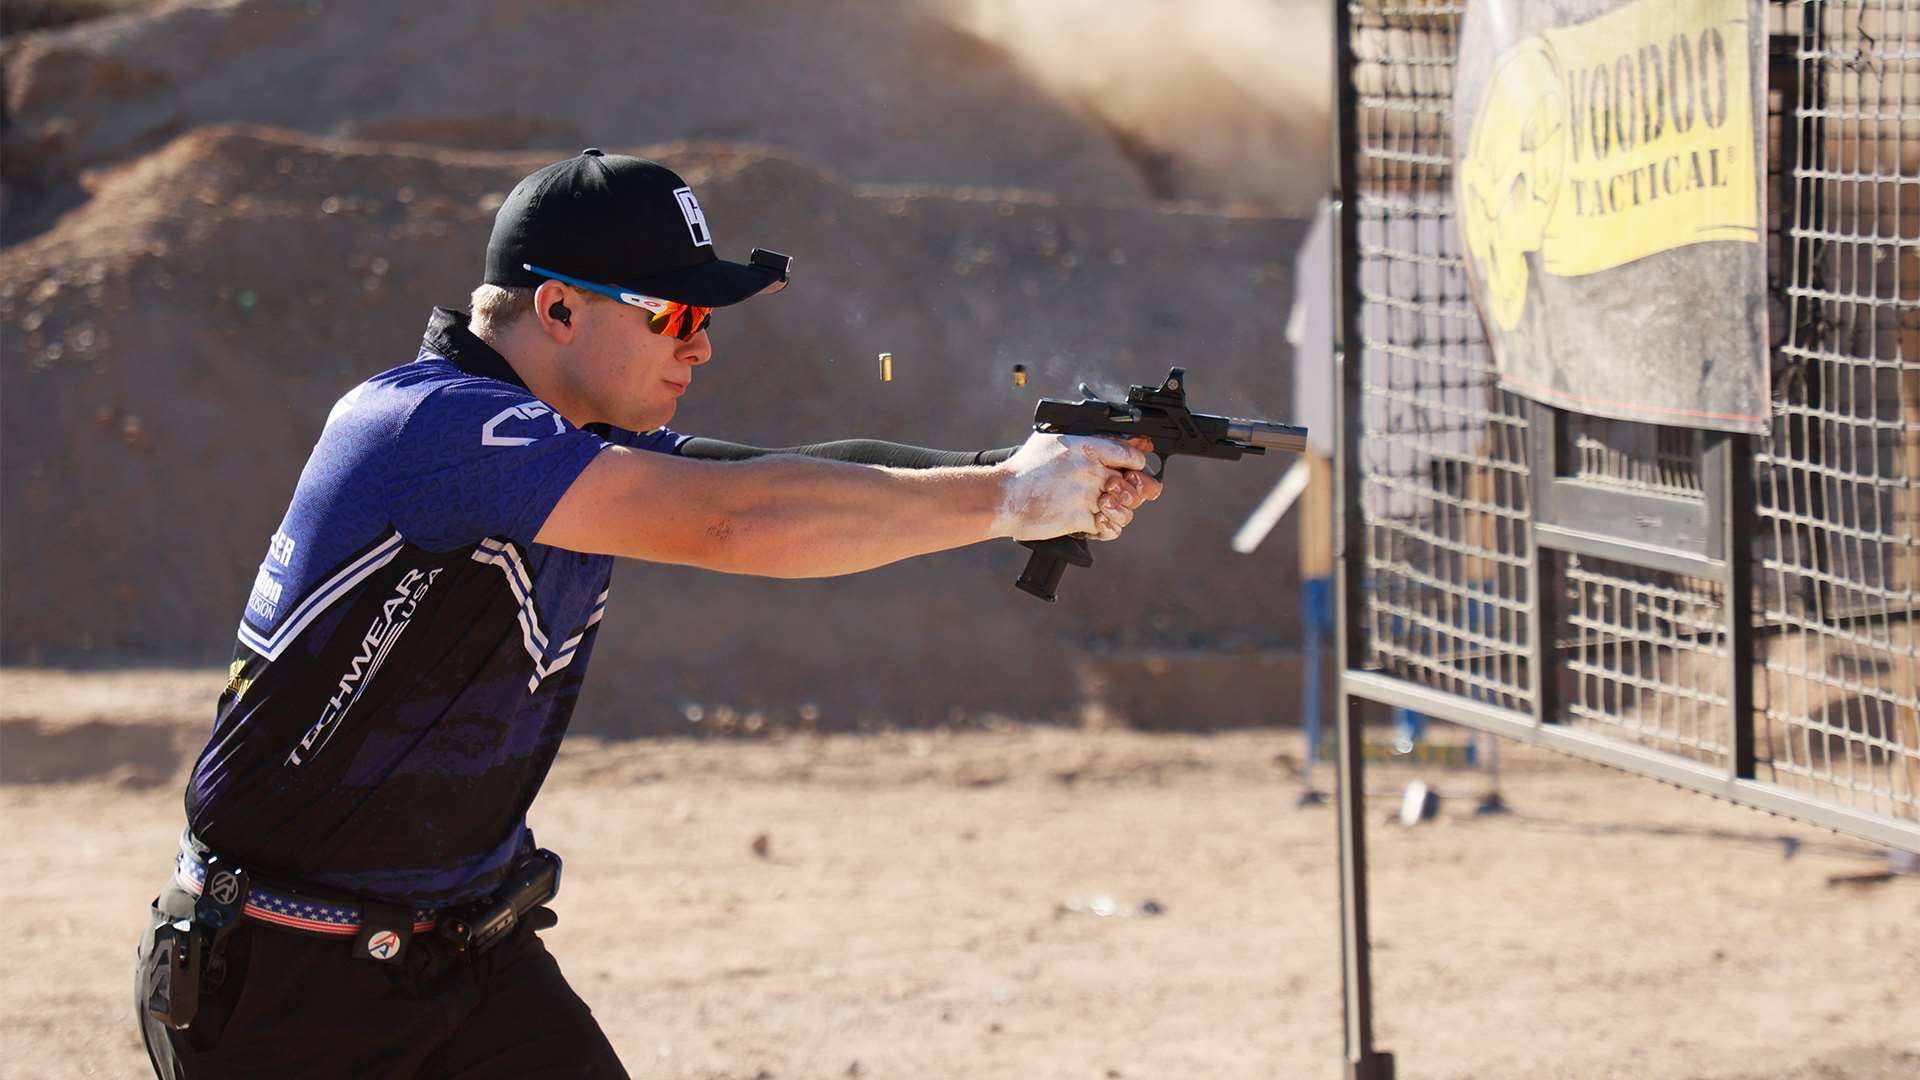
[990, 433, 1150, 542]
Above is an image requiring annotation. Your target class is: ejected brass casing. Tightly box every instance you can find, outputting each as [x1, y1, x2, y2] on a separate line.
[1013, 364, 1027, 388]
[879, 352, 893, 382]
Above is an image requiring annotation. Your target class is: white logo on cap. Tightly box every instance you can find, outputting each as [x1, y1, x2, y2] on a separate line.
[674, 187, 712, 248]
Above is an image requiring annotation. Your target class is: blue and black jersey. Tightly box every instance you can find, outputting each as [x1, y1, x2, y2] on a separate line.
[186, 308, 685, 907]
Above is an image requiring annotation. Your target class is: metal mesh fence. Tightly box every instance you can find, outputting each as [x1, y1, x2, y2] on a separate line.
[1564, 554, 1732, 765]
[1342, 0, 1920, 837]
[1350, 2, 1535, 714]
[1758, 0, 1920, 820]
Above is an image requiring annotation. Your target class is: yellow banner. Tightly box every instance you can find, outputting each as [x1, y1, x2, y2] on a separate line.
[1457, 0, 1759, 331]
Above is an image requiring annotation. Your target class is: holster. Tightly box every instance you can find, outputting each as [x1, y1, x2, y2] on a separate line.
[143, 916, 200, 1032]
[143, 857, 250, 1031]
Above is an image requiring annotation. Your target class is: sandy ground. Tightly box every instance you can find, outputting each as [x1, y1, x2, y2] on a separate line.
[1, 676, 1917, 1079]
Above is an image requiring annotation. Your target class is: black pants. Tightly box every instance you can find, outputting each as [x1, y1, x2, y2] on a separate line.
[135, 884, 627, 1079]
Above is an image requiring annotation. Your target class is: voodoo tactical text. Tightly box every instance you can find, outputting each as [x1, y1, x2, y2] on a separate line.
[1015, 368, 1308, 601]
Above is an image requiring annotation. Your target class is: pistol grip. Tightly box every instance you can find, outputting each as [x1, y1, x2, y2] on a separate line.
[1015, 536, 1093, 602]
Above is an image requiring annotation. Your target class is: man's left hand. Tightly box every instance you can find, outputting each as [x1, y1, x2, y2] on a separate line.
[1090, 436, 1163, 541]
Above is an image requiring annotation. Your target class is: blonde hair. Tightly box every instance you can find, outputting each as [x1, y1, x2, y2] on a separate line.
[468, 282, 605, 340]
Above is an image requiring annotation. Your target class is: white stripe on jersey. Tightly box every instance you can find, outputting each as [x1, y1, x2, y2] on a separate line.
[238, 531, 406, 661]
[469, 540, 607, 692]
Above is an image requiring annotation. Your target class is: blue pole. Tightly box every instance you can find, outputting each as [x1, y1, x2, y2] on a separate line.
[1301, 576, 1334, 800]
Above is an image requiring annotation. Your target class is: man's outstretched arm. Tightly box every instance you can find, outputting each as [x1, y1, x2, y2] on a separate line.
[677, 437, 1018, 470]
[535, 432, 1152, 578]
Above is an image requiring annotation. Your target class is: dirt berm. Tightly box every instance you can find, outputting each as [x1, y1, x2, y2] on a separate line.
[2, 126, 1309, 732]
[0, 0, 1158, 241]
[0, 0, 1332, 243]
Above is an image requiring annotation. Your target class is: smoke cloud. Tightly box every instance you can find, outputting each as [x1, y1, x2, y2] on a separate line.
[945, 0, 1331, 211]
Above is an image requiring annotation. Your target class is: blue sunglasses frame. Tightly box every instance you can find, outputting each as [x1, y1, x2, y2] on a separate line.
[521, 263, 712, 340]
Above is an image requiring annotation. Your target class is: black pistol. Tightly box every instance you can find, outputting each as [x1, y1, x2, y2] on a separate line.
[1015, 367, 1308, 602]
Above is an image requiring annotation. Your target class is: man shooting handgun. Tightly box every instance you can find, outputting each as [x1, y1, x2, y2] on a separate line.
[133, 149, 1163, 1078]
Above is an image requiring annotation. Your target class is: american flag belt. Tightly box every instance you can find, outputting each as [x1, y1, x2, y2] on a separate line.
[174, 844, 437, 938]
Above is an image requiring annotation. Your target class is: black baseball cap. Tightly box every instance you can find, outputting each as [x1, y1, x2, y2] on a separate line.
[483, 149, 789, 307]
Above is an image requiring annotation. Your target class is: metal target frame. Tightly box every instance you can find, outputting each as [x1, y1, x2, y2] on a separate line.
[1328, 2, 1920, 1075]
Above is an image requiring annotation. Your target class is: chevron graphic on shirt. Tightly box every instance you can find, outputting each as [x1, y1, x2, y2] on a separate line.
[238, 531, 406, 661]
[470, 539, 608, 692]
[533, 587, 610, 692]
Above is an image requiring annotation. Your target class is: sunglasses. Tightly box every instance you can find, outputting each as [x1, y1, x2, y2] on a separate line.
[521, 263, 713, 341]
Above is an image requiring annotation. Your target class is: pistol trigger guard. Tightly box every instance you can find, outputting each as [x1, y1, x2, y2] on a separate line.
[1147, 454, 1167, 482]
